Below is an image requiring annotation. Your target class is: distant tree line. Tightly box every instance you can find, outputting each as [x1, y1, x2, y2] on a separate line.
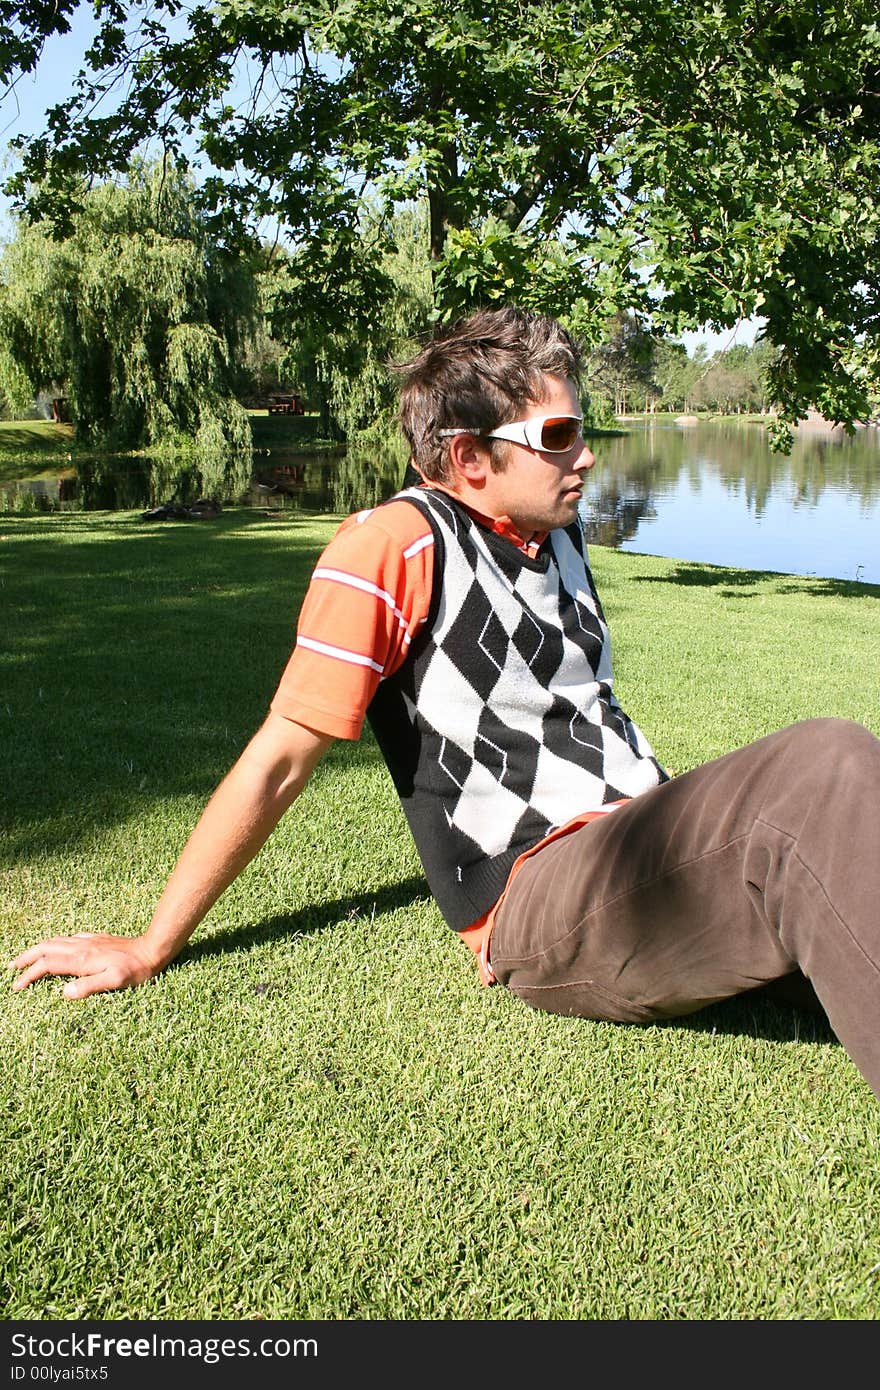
[0, 162, 433, 464]
[586, 313, 782, 419]
[0, 160, 258, 495]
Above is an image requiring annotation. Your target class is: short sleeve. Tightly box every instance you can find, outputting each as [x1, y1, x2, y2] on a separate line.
[270, 501, 435, 739]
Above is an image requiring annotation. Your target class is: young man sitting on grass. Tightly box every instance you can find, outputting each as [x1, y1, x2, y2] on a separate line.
[10, 306, 880, 1102]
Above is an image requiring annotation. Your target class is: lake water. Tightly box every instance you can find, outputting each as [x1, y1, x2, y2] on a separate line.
[581, 418, 880, 585]
[6, 417, 880, 585]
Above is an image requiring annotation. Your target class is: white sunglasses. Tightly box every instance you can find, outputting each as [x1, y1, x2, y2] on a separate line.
[438, 414, 584, 454]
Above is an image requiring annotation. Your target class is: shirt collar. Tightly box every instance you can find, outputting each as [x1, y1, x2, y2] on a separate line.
[421, 481, 548, 557]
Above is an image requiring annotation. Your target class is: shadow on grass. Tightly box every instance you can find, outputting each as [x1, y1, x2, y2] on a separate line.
[187, 896, 843, 1060]
[666, 985, 838, 1051]
[634, 561, 880, 599]
[0, 422, 74, 460]
[1, 510, 380, 862]
[180, 875, 432, 967]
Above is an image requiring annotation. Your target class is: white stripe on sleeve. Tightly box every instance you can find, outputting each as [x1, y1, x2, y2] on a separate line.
[403, 533, 434, 560]
[296, 634, 385, 674]
[311, 566, 410, 636]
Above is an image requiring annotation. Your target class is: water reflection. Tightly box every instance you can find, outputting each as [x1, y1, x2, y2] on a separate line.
[3, 419, 878, 584]
[580, 420, 880, 584]
[1, 437, 409, 517]
[251, 440, 408, 514]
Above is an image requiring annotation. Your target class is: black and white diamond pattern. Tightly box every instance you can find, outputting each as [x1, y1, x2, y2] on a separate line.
[402, 491, 663, 859]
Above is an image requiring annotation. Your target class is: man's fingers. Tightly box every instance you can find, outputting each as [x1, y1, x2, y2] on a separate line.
[9, 939, 104, 991]
[62, 971, 119, 1000]
[10, 958, 54, 991]
[9, 934, 157, 997]
[8, 943, 49, 970]
[9, 937, 89, 970]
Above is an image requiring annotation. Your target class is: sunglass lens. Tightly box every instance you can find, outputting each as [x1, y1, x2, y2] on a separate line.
[540, 418, 580, 451]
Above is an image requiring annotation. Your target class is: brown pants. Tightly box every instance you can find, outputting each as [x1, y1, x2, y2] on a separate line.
[489, 719, 880, 1099]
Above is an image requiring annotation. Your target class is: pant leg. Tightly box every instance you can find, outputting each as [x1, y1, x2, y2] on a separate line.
[489, 719, 880, 1098]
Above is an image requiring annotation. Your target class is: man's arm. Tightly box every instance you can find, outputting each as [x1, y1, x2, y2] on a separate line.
[8, 714, 333, 999]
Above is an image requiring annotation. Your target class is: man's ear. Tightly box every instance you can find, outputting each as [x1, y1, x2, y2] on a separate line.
[446, 431, 491, 487]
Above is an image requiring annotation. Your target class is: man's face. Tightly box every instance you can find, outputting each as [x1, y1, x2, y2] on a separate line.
[480, 374, 595, 536]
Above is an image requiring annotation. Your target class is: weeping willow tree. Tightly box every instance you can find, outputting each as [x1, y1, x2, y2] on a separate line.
[0, 158, 260, 497]
[267, 200, 435, 443]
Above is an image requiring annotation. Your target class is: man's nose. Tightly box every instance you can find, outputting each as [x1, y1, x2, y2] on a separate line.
[574, 444, 596, 472]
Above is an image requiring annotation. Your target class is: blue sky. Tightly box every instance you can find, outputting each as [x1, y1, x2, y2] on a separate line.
[0, 10, 98, 229]
[1, 9, 98, 138]
[0, 10, 763, 356]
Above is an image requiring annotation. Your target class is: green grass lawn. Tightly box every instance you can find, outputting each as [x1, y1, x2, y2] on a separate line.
[2, 508, 880, 1320]
[0, 420, 76, 483]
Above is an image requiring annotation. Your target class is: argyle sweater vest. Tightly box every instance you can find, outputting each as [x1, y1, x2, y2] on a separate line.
[366, 488, 667, 930]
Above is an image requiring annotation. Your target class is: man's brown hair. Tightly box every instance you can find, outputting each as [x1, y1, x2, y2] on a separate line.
[392, 306, 583, 484]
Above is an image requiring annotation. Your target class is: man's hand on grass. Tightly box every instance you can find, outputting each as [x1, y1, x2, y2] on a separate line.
[8, 933, 162, 998]
[7, 718, 333, 1004]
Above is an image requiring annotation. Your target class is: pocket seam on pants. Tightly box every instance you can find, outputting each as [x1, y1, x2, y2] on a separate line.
[494, 833, 753, 969]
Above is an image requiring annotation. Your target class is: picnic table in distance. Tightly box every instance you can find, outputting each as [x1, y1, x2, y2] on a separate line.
[267, 393, 306, 415]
